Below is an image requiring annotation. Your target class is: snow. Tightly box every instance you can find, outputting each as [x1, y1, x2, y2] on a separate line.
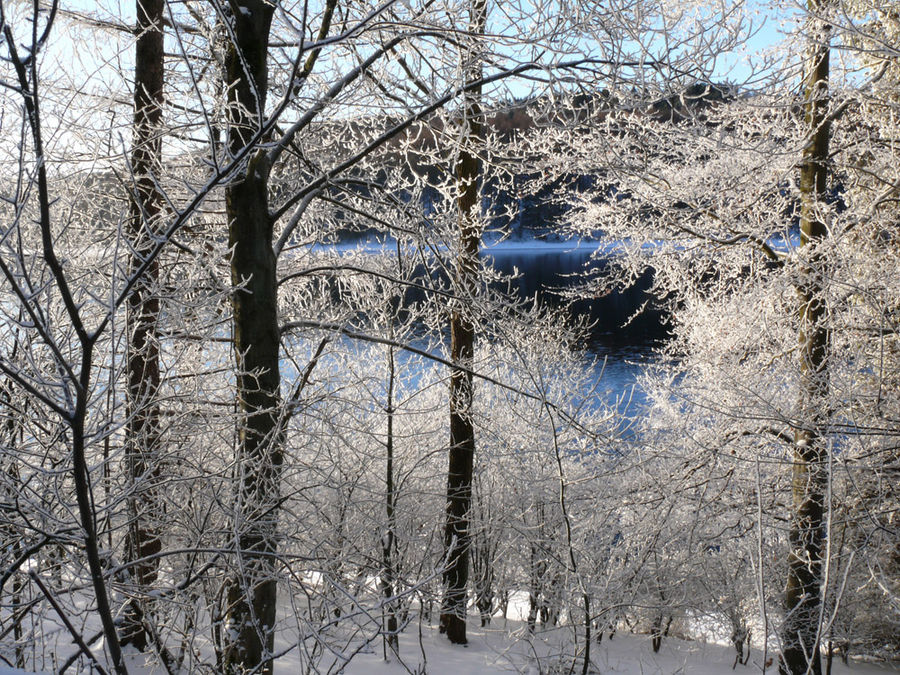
[328, 619, 899, 675]
[8, 586, 893, 674]
[7, 611, 897, 674]
[271, 592, 900, 674]
[268, 591, 899, 674]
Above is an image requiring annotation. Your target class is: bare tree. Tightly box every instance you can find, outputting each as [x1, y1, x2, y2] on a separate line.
[121, 0, 166, 653]
[782, 2, 832, 672]
[17, 1, 900, 673]
[0, 4, 130, 671]
[439, 0, 487, 646]
[547, 0, 900, 669]
[216, 2, 283, 672]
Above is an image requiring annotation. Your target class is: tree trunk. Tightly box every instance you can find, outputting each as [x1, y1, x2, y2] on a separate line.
[220, 3, 280, 674]
[782, 5, 831, 674]
[382, 345, 399, 658]
[472, 476, 495, 627]
[527, 542, 539, 634]
[122, 0, 165, 652]
[440, 0, 486, 646]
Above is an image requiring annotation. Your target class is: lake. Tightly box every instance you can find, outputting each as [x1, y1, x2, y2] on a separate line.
[311, 238, 666, 420]
[482, 240, 664, 422]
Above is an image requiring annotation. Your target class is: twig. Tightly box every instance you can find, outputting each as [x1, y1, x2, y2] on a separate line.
[29, 571, 110, 675]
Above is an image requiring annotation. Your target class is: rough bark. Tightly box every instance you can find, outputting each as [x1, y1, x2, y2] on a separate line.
[781, 5, 831, 674]
[439, 0, 486, 646]
[220, 3, 281, 674]
[121, 0, 165, 652]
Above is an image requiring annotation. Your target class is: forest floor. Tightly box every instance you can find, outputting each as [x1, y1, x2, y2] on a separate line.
[4, 600, 897, 674]
[3, 620, 897, 674]
[333, 618, 900, 675]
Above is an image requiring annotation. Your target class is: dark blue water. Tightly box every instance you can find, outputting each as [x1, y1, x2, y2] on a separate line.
[307, 239, 665, 419]
[481, 241, 666, 347]
[480, 240, 664, 418]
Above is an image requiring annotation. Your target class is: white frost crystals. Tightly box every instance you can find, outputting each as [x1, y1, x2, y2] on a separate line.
[0, 0, 898, 674]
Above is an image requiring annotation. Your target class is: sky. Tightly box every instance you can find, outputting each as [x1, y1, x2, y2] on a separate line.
[1, 0, 805, 167]
[38, 0, 799, 91]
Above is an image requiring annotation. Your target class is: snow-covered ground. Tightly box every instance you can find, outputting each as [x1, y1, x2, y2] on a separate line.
[334, 619, 899, 675]
[5, 615, 897, 674]
[6, 590, 896, 674]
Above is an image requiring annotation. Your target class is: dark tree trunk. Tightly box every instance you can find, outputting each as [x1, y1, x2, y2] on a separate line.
[122, 0, 165, 652]
[219, 3, 280, 674]
[440, 0, 486, 646]
[527, 545, 539, 635]
[781, 5, 831, 675]
[73, 406, 128, 674]
[382, 345, 399, 657]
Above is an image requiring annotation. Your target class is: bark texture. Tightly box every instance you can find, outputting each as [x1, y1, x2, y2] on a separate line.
[122, 0, 165, 651]
[440, 0, 486, 645]
[220, 3, 281, 674]
[782, 5, 831, 674]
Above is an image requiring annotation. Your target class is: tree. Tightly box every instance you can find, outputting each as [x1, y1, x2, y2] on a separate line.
[217, 2, 282, 672]
[0, 5, 129, 671]
[782, 2, 832, 672]
[121, 0, 166, 653]
[439, 0, 487, 645]
[20, 0, 900, 672]
[0, 2, 274, 670]
[546, 0, 900, 668]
